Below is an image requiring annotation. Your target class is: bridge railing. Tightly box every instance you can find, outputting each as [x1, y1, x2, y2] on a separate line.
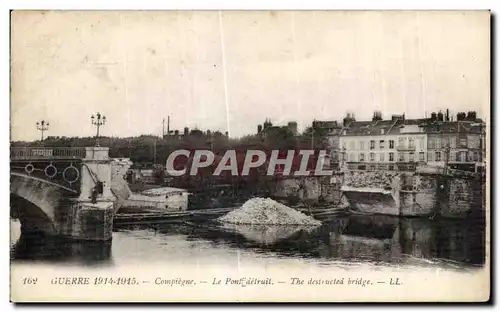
[10, 147, 87, 160]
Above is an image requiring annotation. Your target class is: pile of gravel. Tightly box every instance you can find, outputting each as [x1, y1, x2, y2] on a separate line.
[217, 197, 322, 226]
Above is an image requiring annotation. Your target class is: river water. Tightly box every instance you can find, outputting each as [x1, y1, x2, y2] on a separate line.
[10, 208, 486, 272]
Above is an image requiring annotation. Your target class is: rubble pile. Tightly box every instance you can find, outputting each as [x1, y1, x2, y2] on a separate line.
[344, 171, 401, 189]
[217, 197, 322, 226]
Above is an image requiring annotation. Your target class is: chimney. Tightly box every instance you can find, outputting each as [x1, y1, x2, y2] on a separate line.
[466, 111, 477, 121]
[343, 112, 355, 126]
[437, 111, 444, 122]
[372, 111, 382, 122]
[184, 127, 189, 136]
[446, 109, 450, 121]
[431, 112, 437, 121]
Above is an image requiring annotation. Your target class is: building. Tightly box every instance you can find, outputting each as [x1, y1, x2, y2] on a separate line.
[308, 120, 343, 169]
[327, 110, 485, 173]
[257, 119, 298, 138]
[163, 126, 229, 141]
[336, 112, 427, 171]
[425, 111, 485, 173]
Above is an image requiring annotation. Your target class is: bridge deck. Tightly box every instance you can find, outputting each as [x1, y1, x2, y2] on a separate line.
[11, 147, 87, 160]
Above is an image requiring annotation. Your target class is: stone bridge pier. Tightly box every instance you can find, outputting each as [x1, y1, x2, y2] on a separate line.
[10, 146, 116, 241]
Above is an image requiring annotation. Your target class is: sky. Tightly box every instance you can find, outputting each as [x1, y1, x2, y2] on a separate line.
[10, 10, 490, 141]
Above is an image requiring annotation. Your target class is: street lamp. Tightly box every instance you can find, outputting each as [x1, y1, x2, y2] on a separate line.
[91, 112, 106, 147]
[36, 120, 49, 141]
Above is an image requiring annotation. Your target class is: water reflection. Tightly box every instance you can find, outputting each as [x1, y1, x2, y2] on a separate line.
[218, 223, 320, 245]
[183, 214, 485, 267]
[10, 211, 485, 269]
[11, 219, 113, 266]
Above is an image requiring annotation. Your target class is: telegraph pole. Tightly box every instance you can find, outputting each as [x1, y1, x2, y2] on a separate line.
[36, 120, 50, 141]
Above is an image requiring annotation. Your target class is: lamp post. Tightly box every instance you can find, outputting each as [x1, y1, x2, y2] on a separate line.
[91, 113, 106, 147]
[36, 120, 49, 141]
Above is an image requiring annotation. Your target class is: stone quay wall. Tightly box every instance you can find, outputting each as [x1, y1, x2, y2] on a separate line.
[342, 170, 485, 217]
[271, 170, 485, 217]
[273, 175, 343, 205]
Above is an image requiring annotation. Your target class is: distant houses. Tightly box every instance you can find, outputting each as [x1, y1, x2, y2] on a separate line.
[325, 110, 485, 173]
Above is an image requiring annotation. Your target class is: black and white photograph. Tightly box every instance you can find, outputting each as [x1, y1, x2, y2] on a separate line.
[9, 9, 490, 302]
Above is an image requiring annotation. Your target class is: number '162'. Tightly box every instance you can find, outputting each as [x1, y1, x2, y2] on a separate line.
[22, 277, 37, 285]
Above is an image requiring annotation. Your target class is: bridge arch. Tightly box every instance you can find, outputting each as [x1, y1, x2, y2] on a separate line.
[10, 172, 78, 236]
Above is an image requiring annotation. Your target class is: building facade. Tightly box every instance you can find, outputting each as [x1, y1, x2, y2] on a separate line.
[336, 113, 427, 172]
[326, 111, 485, 173]
[426, 112, 485, 173]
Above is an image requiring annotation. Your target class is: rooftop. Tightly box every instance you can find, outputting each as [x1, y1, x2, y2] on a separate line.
[341, 117, 484, 136]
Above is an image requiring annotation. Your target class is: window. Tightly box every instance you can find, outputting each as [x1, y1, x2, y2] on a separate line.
[441, 137, 448, 149]
[419, 152, 425, 161]
[389, 152, 394, 162]
[436, 138, 442, 149]
[428, 137, 436, 149]
[468, 152, 474, 162]
[428, 152, 434, 162]
[370, 140, 375, 150]
[389, 140, 395, 149]
[370, 152, 375, 162]
[349, 140, 355, 149]
[409, 152, 415, 162]
[359, 141, 365, 150]
[459, 151, 466, 162]
[398, 137, 405, 148]
[459, 138, 467, 148]
[380, 153, 385, 162]
[379, 140, 385, 149]
[435, 152, 441, 162]
[409, 138, 415, 149]
[331, 151, 339, 162]
[399, 153, 405, 162]
[472, 151, 479, 162]
[359, 153, 365, 162]
[370, 165, 376, 171]
[450, 137, 457, 149]
[450, 151, 456, 162]
[467, 135, 480, 149]
[388, 164, 394, 171]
